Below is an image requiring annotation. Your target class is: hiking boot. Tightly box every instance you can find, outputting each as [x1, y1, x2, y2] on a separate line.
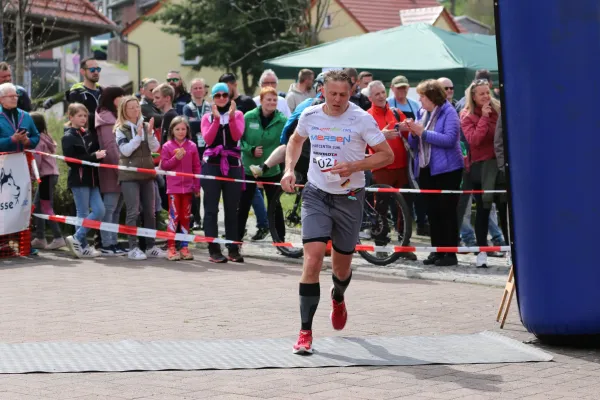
[209, 244, 227, 263]
[227, 247, 244, 263]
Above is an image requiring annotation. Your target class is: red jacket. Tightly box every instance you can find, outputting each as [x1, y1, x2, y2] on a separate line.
[368, 104, 408, 170]
[460, 107, 499, 165]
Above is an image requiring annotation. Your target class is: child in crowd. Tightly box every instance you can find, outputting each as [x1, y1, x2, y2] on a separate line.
[62, 103, 106, 258]
[30, 112, 66, 250]
[160, 117, 201, 261]
[115, 96, 166, 261]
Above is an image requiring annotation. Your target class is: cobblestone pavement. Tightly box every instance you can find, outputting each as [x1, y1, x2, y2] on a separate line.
[0, 249, 598, 400]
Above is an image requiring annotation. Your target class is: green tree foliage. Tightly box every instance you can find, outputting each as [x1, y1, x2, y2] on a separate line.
[151, 0, 331, 94]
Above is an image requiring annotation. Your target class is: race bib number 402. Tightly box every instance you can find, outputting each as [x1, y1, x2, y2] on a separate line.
[314, 156, 340, 182]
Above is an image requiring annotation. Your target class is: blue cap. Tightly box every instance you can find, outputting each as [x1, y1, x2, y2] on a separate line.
[211, 82, 229, 96]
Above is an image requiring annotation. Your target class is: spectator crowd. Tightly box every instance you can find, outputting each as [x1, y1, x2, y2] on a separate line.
[0, 59, 507, 268]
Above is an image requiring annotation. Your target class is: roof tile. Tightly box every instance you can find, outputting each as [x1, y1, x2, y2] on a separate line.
[23, 0, 115, 28]
[338, 0, 442, 32]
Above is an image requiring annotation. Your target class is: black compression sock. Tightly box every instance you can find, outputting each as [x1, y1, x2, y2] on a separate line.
[299, 282, 320, 331]
[332, 272, 352, 303]
[261, 163, 270, 174]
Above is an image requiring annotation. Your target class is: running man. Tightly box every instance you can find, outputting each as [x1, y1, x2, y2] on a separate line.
[281, 70, 394, 354]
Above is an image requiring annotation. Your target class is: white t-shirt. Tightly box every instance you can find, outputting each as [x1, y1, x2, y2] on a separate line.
[297, 102, 386, 194]
[253, 95, 291, 117]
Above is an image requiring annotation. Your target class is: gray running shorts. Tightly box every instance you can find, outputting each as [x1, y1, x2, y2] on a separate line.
[301, 182, 365, 254]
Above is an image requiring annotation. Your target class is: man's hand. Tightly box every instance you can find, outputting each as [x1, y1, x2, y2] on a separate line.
[330, 161, 357, 177]
[381, 123, 398, 140]
[254, 146, 263, 157]
[280, 170, 296, 193]
[194, 191, 201, 198]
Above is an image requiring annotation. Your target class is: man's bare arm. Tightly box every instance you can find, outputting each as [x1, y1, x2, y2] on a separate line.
[263, 144, 287, 168]
[330, 141, 394, 177]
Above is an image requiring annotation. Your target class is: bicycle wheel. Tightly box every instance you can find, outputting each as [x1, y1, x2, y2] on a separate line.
[358, 184, 413, 266]
[268, 186, 304, 258]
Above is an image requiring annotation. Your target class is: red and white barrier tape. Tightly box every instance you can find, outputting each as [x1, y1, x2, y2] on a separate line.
[26, 150, 506, 194]
[33, 213, 510, 253]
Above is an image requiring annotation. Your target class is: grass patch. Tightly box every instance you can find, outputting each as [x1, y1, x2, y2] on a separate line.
[109, 62, 128, 71]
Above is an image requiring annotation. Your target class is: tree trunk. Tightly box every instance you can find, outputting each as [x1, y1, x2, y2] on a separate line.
[450, 0, 456, 15]
[0, 0, 4, 61]
[240, 66, 251, 96]
[15, 0, 26, 86]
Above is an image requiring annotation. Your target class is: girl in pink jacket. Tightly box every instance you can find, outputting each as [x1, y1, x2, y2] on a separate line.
[160, 117, 201, 261]
[30, 112, 65, 250]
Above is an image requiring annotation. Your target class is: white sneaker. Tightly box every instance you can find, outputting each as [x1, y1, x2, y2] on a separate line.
[65, 235, 83, 258]
[46, 238, 66, 250]
[249, 164, 263, 177]
[359, 229, 371, 240]
[128, 247, 147, 260]
[81, 245, 101, 258]
[476, 252, 488, 268]
[31, 238, 47, 249]
[146, 246, 167, 258]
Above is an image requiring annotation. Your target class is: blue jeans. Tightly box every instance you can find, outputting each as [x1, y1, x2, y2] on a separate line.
[252, 187, 268, 229]
[101, 192, 123, 246]
[460, 197, 504, 245]
[71, 186, 105, 246]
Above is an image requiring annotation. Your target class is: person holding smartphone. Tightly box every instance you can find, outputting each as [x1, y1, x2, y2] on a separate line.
[0, 83, 39, 152]
[366, 80, 417, 260]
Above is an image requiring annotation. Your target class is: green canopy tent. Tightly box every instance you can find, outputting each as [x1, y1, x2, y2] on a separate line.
[263, 23, 498, 96]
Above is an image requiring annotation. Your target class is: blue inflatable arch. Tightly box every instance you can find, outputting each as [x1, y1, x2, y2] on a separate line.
[496, 1, 600, 338]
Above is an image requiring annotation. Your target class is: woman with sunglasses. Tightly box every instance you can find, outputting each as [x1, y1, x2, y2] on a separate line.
[200, 83, 245, 263]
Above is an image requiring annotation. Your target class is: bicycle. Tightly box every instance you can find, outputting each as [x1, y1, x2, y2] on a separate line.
[268, 180, 412, 265]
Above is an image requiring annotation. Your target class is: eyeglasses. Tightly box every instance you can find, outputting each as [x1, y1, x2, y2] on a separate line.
[1, 94, 18, 99]
[86, 67, 102, 73]
[213, 93, 229, 99]
[167, 78, 180, 83]
[445, 87, 454, 91]
[262, 81, 277, 85]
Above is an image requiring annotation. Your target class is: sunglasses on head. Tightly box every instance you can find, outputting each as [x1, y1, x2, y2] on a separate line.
[213, 92, 229, 99]
[86, 67, 101, 73]
[167, 78, 180, 83]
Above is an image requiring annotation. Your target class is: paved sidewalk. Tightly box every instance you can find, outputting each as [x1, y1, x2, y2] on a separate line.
[0, 250, 598, 400]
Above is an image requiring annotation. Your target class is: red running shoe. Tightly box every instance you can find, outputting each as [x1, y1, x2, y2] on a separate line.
[293, 330, 313, 354]
[330, 286, 348, 331]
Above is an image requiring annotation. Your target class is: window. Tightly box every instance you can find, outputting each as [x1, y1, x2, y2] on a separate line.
[323, 14, 332, 29]
[180, 39, 201, 66]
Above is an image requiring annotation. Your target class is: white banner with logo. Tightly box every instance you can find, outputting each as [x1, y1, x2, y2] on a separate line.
[0, 153, 31, 235]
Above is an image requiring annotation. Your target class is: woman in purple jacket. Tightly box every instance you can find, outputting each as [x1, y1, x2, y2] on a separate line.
[406, 79, 464, 267]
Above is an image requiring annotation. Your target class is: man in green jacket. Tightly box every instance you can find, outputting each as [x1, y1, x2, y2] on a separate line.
[237, 87, 288, 243]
